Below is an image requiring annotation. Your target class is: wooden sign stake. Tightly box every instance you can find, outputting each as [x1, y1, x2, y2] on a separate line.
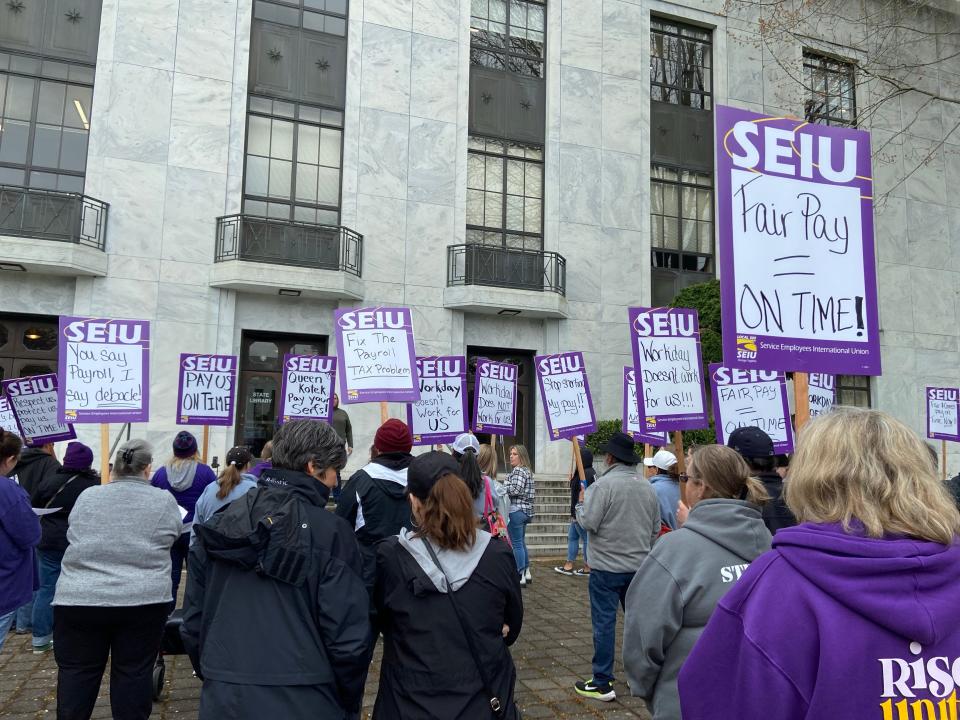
[572, 437, 586, 482]
[644, 443, 652, 459]
[380, 401, 389, 425]
[943, 439, 948, 481]
[794, 372, 811, 432]
[100, 423, 110, 484]
[201, 425, 210, 464]
[673, 431, 687, 506]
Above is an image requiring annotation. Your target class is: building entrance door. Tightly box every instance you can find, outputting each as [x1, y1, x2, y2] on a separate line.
[235, 331, 327, 456]
[466, 347, 535, 473]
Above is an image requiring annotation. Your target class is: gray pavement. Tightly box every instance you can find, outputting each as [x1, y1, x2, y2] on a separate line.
[0, 559, 651, 719]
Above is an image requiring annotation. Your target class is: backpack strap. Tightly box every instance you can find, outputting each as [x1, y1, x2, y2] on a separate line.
[45, 474, 80, 509]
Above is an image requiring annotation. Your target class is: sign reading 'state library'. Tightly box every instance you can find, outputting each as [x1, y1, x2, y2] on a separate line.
[715, 105, 880, 376]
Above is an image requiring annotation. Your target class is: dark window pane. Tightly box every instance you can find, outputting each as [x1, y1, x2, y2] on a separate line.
[32, 125, 62, 168]
[290, 342, 323, 355]
[0, 166, 24, 185]
[37, 82, 66, 125]
[0, 121, 31, 165]
[324, 16, 346, 35]
[57, 174, 83, 192]
[254, 0, 299, 25]
[59, 128, 88, 172]
[19, 363, 55, 376]
[0, 323, 8, 348]
[29, 171, 58, 189]
[22, 326, 57, 351]
[247, 340, 280, 371]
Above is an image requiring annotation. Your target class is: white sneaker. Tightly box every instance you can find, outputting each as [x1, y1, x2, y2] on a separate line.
[519, 573, 527, 587]
[524, 568, 532, 583]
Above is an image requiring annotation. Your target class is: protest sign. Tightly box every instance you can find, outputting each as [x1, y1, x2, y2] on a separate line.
[472, 359, 517, 435]
[0, 397, 19, 436]
[622, 367, 670, 445]
[628, 307, 708, 432]
[534, 352, 597, 440]
[408, 356, 468, 445]
[278, 355, 337, 423]
[176, 354, 238, 426]
[334, 307, 420, 403]
[710, 364, 794, 453]
[927, 387, 960, 442]
[2, 374, 76, 446]
[715, 105, 880, 375]
[808, 373, 836, 419]
[58, 317, 150, 423]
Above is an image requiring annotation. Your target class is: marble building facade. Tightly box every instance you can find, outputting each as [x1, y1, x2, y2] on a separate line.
[0, 0, 958, 475]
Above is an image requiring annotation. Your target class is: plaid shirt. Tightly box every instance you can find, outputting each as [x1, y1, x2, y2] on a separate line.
[504, 466, 535, 517]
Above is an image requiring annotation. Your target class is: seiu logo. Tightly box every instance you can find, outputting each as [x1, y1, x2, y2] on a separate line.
[736, 335, 758, 360]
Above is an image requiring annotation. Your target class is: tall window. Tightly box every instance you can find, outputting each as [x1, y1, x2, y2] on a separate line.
[466, 135, 543, 250]
[803, 51, 856, 127]
[0, 54, 94, 192]
[243, 95, 343, 225]
[650, 19, 712, 110]
[470, 0, 546, 78]
[0, 314, 59, 382]
[253, 0, 347, 36]
[837, 375, 871, 407]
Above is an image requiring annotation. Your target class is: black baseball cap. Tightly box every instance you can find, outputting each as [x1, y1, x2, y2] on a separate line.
[727, 426, 775, 458]
[407, 451, 460, 500]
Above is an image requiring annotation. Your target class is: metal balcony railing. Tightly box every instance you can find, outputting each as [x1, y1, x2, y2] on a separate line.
[0, 185, 108, 250]
[215, 214, 363, 276]
[447, 243, 566, 295]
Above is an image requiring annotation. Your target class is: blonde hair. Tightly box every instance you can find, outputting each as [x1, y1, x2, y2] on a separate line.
[510, 444, 531, 469]
[478, 444, 497, 479]
[689, 445, 769, 505]
[786, 407, 960, 544]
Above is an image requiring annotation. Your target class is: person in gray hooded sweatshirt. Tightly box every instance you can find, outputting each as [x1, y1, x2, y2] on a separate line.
[372, 451, 523, 719]
[151, 431, 216, 609]
[622, 444, 771, 720]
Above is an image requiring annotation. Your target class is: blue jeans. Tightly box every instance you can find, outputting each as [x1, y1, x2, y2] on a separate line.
[16, 596, 35, 632]
[508, 510, 531, 572]
[588, 569, 636, 684]
[32, 548, 64, 646]
[0, 609, 15, 654]
[566, 521, 588, 564]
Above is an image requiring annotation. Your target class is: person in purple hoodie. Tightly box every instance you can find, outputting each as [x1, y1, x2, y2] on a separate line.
[0, 429, 40, 654]
[679, 407, 960, 720]
[151, 431, 216, 610]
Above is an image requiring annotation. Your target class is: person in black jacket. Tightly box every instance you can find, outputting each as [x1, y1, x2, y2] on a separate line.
[727, 426, 797, 533]
[8, 441, 60, 635]
[181, 420, 371, 720]
[335, 418, 414, 594]
[555, 447, 595, 576]
[29, 442, 99, 653]
[373, 452, 523, 719]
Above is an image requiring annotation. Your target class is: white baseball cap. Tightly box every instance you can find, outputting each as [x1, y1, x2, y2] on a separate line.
[449, 433, 480, 455]
[643, 449, 678, 472]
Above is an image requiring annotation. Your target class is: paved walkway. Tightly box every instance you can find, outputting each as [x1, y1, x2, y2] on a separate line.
[0, 560, 651, 719]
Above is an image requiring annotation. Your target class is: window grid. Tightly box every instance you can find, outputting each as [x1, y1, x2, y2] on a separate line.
[650, 164, 713, 273]
[650, 18, 712, 110]
[803, 51, 857, 127]
[837, 375, 871, 408]
[0, 53, 94, 193]
[243, 95, 344, 225]
[253, 0, 348, 36]
[466, 135, 544, 251]
[470, 0, 546, 78]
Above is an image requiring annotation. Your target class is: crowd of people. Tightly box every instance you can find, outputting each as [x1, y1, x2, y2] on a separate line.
[2, 405, 960, 719]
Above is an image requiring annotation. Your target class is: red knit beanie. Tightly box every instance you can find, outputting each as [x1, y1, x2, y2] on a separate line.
[374, 419, 413, 455]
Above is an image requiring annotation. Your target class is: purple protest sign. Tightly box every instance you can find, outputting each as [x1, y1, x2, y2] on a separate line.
[2, 374, 77, 446]
[278, 355, 337, 424]
[628, 307, 709, 432]
[408, 356, 468, 445]
[715, 105, 880, 375]
[176, 354, 238, 426]
[0, 397, 19, 436]
[334, 307, 420, 404]
[534, 352, 597, 441]
[808, 373, 836, 419]
[472, 359, 517, 435]
[710, 364, 794, 453]
[58, 317, 150, 423]
[621, 367, 670, 445]
[927, 387, 960, 442]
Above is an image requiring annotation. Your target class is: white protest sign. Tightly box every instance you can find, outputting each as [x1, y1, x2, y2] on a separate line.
[333, 307, 420, 403]
[0, 397, 18, 435]
[927, 387, 960, 442]
[534, 352, 597, 440]
[278, 355, 337, 423]
[408, 356, 468, 445]
[808, 373, 836, 419]
[2, 374, 76, 446]
[710, 365, 794, 453]
[177, 354, 238, 426]
[472, 359, 518, 435]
